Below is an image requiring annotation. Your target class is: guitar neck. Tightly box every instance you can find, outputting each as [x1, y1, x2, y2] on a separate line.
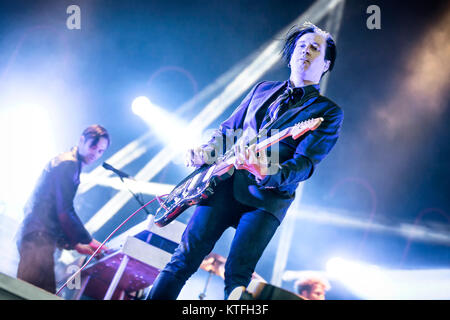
[254, 127, 292, 153]
[221, 127, 292, 166]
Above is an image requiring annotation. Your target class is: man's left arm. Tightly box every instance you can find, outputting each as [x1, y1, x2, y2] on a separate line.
[53, 161, 93, 248]
[258, 105, 344, 188]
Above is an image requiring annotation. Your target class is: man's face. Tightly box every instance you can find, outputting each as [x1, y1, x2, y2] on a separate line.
[289, 31, 330, 84]
[302, 284, 326, 300]
[78, 136, 109, 165]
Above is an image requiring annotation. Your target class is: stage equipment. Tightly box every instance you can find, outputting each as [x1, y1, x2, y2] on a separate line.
[69, 220, 183, 300]
[0, 272, 63, 300]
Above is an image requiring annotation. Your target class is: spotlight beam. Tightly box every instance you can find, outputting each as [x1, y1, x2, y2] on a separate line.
[326, 258, 450, 299]
[81, 175, 450, 245]
[79, 174, 176, 195]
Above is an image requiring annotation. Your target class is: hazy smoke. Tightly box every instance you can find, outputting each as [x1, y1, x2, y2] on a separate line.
[374, 6, 450, 139]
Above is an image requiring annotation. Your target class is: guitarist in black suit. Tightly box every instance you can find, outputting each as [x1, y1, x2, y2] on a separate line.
[147, 22, 344, 300]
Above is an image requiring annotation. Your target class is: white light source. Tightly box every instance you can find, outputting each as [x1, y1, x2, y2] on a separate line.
[326, 257, 450, 299]
[131, 96, 152, 115]
[0, 104, 56, 220]
[132, 96, 202, 154]
[326, 257, 388, 299]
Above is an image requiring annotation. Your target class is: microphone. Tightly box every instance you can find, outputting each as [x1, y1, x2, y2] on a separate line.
[102, 162, 133, 180]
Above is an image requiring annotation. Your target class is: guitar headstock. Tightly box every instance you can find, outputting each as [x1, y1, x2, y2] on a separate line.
[290, 117, 324, 139]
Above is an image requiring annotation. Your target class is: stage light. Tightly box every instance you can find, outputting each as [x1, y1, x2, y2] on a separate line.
[131, 96, 152, 115]
[0, 104, 56, 220]
[325, 257, 450, 299]
[131, 96, 203, 154]
[80, 174, 175, 195]
[326, 257, 387, 299]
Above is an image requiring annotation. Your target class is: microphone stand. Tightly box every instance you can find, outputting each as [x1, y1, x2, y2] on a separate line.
[116, 175, 152, 216]
[116, 175, 155, 246]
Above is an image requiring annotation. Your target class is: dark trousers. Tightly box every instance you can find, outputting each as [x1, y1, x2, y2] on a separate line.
[16, 231, 57, 294]
[147, 177, 280, 300]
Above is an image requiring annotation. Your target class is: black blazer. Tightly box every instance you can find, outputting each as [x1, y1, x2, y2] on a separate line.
[209, 80, 344, 222]
[18, 147, 92, 249]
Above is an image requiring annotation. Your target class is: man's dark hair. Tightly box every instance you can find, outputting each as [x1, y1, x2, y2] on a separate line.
[281, 22, 337, 76]
[81, 124, 110, 147]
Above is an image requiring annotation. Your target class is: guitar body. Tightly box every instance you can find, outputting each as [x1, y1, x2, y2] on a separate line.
[154, 161, 234, 226]
[154, 117, 324, 227]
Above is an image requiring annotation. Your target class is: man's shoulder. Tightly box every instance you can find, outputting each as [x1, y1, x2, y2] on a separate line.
[49, 149, 80, 173]
[315, 95, 344, 118]
[254, 80, 284, 92]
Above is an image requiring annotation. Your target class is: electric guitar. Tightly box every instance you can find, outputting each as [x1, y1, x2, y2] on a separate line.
[154, 117, 324, 227]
